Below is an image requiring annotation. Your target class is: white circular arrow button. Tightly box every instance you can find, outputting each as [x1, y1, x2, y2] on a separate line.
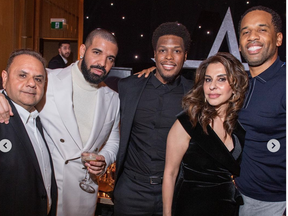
[0, 139, 12, 153]
[267, 139, 280, 153]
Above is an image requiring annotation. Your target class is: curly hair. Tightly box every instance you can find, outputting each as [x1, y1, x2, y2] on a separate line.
[238, 6, 282, 35]
[182, 52, 248, 137]
[152, 22, 191, 52]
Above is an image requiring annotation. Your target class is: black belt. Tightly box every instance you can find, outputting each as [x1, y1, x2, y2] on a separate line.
[124, 169, 163, 185]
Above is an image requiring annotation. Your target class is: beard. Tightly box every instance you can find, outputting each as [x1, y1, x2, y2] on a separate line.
[81, 57, 108, 85]
[60, 51, 70, 58]
[157, 69, 180, 83]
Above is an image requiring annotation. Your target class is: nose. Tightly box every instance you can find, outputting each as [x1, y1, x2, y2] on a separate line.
[27, 77, 36, 88]
[248, 29, 260, 41]
[209, 80, 217, 90]
[165, 50, 173, 60]
[98, 56, 107, 68]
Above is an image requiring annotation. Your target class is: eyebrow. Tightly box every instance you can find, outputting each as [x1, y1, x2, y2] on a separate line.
[35, 75, 45, 78]
[259, 24, 269, 28]
[241, 23, 269, 32]
[91, 48, 116, 59]
[20, 70, 45, 78]
[205, 74, 227, 77]
[240, 26, 248, 32]
[92, 48, 102, 53]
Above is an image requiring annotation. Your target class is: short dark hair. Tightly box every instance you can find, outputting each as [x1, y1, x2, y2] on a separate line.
[238, 6, 282, 35]
[6, 49, 46, 72]
[85, 28, 118, 48]
[152, 22, 191, 52]
[58, 40, 70, 48]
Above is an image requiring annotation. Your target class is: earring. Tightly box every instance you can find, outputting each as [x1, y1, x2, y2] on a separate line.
[230, 93, 235, 102]
[80, 56, 83, 59]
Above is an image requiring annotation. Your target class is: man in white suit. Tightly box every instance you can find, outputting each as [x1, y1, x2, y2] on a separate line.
[0, 28, 120, 216]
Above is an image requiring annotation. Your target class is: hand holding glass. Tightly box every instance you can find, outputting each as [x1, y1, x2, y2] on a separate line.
[79, 151, 98, 193]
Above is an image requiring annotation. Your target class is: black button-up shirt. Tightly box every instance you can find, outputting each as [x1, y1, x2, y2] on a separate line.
[124, 74, 185, 176]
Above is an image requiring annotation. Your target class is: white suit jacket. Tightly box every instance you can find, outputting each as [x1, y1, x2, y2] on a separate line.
[40, 63, 120, 216]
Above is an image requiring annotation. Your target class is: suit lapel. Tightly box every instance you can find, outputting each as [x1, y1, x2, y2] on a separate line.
[122, 74, 152, 128]
[36, 117, 57, 187]
[116, 74, 151, 178]
[6, 95, 44, 182]
[120, 74, 151, 144]
[83, 85, 112, 151]
[36, 117, 45, 139]
[53, 64, 83, 149]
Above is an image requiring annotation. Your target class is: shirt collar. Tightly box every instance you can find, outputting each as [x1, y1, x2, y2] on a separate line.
[249, 57, 285, 83]
[60, 54, 68, 64]
[150, 70, 182, 90]
[10, 99, 39, 125]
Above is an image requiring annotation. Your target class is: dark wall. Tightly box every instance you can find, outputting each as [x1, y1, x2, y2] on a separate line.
[83, 0, 286, 73]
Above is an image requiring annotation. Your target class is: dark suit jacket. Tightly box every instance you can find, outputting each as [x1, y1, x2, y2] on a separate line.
[114, 72, 193, 188]
[0, 94, 57, 216]
[48, 54, 66, 69]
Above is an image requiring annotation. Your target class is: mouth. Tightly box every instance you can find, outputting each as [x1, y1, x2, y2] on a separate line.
[208, 94, 220, 99]
[90, 68, 104, 76]
[246, 42, 263, 54]
[161, 62, 176, 70]
[22, 91, 36, 96]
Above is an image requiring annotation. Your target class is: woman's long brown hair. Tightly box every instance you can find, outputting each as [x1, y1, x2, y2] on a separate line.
[182, 52, 248, 137]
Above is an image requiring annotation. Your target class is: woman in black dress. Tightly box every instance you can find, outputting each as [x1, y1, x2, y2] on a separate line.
[163, 52, 248, 216]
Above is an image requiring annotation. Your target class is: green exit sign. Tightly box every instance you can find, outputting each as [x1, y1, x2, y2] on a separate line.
[51, 22, 63, 29]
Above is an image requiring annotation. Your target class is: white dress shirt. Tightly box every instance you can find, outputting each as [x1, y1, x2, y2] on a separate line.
[12, 101, 52, 214]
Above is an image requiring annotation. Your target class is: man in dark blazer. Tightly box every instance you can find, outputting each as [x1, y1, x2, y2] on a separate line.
[113, 22, 193, 215]
[48, 40, 71, 69]
[0, 49, 57, 216]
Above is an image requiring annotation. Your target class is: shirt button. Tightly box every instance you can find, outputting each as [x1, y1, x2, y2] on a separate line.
[60, 139, 65, 143]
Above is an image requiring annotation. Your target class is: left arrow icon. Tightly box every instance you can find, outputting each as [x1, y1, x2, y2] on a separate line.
[0, 139, 12, 152]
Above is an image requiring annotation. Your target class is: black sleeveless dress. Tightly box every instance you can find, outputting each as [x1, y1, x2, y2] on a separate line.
[172, 111, 245, 216]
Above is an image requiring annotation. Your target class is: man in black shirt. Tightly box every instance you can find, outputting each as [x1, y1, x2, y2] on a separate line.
[48, 40, 71, 69]
[114, 22, 193, 216]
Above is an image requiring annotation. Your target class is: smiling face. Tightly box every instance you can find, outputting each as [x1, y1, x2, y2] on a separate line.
[79, 36, 118, 84]
[154, 35, 187, 84]
[203, 62, 233, 113]
[239, 10, 283, 76]
[2, 54, 46, 112]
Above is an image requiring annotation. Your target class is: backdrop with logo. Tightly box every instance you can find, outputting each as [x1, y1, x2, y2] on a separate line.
[84, 0, 286, 74]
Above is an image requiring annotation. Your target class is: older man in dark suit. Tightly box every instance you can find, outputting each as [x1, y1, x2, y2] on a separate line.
[0, 49, 57, 216]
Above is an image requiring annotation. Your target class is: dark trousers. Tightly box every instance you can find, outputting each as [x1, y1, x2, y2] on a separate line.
[113, 171, 163, 216]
